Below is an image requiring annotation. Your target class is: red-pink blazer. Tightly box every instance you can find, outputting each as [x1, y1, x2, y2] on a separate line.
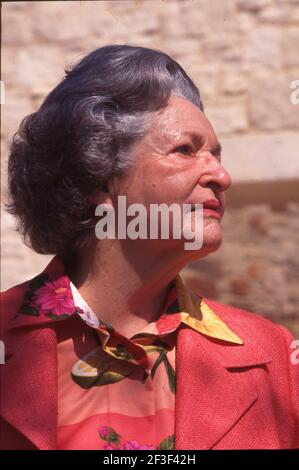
[1, 279, 298, 450]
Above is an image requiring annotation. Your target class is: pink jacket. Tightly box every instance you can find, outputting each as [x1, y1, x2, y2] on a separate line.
[1, 279, 299, 449]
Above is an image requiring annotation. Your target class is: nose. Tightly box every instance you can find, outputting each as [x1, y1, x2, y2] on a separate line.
[198, 154, 232, 193]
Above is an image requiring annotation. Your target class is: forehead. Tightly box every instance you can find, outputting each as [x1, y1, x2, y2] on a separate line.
[150, 96, 217, 145]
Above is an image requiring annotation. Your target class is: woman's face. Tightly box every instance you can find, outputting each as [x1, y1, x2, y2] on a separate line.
[109, 96, 232, 261]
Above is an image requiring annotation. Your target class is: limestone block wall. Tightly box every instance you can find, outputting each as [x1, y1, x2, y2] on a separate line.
[1, 1, 298, 334]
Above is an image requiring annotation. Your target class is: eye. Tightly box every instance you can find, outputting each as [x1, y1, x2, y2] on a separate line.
[172, 144, 193, 156]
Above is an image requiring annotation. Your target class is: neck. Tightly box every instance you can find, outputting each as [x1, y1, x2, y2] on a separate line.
[68, 239, 188, 338]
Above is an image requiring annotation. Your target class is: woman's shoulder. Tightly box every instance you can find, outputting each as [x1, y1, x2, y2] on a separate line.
[1, 281, 30, 333]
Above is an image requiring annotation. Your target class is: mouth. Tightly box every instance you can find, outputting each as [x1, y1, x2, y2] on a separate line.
[191, 199, 222, 220]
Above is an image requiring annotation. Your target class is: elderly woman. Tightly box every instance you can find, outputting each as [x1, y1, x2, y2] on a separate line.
[1, 45, 298, 450]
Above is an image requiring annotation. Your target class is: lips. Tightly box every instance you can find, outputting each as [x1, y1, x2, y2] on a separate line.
[202, 199, 221, 219]
[189, 199, 221, 219]
[202, 199, 221, 211]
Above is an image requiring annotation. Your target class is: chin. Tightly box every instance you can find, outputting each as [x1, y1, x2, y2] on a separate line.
[194, 220, 223, 258]
[179, 217, 223, 260]
[203, 218, 223, 245]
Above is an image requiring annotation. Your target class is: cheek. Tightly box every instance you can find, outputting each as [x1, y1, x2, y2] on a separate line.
[147, 170, 196, 205]
[151, 177, 188, 204]
[120, 157, 198, 206]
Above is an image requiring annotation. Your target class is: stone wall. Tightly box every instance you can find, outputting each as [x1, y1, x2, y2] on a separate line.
[1, 1, 298, 335]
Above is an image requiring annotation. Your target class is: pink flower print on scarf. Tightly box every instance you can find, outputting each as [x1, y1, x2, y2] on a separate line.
[35, 275, 75, 318]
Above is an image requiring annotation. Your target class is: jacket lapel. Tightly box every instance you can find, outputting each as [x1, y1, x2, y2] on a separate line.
[1, 325, 58, 450]
[175, 326, 272, 450]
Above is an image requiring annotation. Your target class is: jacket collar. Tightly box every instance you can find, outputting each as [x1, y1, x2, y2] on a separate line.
[8, 256, 243, 346]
